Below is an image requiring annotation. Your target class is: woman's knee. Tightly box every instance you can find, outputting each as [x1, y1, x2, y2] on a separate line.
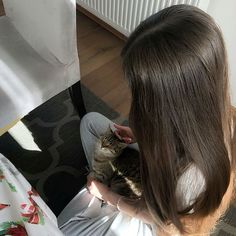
[80, 112, 112, 137]
[80, 112, 101, 127]
[80, 112, 101, 133]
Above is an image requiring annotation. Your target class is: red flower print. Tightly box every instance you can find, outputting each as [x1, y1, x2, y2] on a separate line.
[21, 203, 40, 224]
[28, 187, 38, 197]
[0, 203, 10, 210]
[6, 224, 27, 236]
[20, 187, 45, 225]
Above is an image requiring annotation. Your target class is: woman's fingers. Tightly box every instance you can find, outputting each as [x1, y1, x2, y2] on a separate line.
[114, 124, 132, 137]
[114, 130, 132, 143]
[113, 124, 135, 143]
[87, 179, 110, 200]
[114, 130, 122, 140]
[123, 137, 132, 144]
[87, 175, 95, 188]
[113, 123, 125, 130]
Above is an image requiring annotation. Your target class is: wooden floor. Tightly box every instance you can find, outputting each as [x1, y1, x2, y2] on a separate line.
[0, 1, 130, 118]
[76, 12, 131, 118]
[0, 0, 4, 16]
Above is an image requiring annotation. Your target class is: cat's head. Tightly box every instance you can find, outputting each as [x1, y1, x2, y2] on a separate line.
[100, 127, 127, 154]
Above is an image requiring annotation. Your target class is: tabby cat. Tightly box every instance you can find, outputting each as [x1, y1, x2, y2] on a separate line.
[89, 126, 142, 199]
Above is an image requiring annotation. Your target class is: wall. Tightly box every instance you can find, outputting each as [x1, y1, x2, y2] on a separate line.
[207, 0, 236, 106]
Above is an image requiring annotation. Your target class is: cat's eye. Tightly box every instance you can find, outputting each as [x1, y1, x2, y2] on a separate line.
[101, 141, 109, 148]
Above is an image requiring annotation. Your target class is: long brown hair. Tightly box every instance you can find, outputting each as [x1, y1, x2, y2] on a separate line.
[121, 4, 232, 232]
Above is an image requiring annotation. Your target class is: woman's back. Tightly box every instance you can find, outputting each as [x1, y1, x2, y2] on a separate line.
[121, 4, 234, 234]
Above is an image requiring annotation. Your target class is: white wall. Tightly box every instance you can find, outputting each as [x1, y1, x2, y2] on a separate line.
[207, 0, 236, 106]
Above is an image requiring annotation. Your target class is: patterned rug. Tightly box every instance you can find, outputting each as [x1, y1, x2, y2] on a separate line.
[0, 85, 121, 216]
[0, 84, 235, 235]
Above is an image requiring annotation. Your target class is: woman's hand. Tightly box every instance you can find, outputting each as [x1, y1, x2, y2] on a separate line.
[87, 176, 110, 200]
[87, 176, 121, 206]
[113, 124, 136, 144]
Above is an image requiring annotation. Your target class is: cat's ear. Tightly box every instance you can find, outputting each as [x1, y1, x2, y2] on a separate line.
[101, 127, 112, 138]
[108, 125, 114, 134]
[99, 133, 105, 141]
[103, 126, 113, 136]
[118, 142, 128, 149]
[109, 123, 116, 133]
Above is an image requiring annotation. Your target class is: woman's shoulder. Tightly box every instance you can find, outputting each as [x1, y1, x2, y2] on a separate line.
[175, 163, 205, 211]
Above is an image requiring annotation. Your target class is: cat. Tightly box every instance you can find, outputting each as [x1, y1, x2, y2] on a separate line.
[89, 126, 142, 199]
[109, 148, 141, 199]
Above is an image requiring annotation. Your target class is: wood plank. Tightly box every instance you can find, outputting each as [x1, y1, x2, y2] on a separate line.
[77, 13, 124, 77]
[76, 11, 100, 39]
[81, 57, 123, 95]
[0, 0, 5, 16]
[77, 11, 129, 118]
[101, 81, 131, 114]
[80, 57, 131, 117]
[115, 98, 131, 118]
[80, 53, 130, 117]
[77, 26, 124, 77]
[77, 5, 127, 41]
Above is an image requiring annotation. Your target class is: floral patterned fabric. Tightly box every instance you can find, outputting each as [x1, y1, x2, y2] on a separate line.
[0, 154, 63, 236]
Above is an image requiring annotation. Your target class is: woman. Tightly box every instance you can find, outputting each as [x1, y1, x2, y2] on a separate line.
[58, 4, 236, 235]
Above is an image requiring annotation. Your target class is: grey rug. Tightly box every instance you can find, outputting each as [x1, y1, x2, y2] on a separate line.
[0, 84, 235, 235]
[0, 85, 120, 216]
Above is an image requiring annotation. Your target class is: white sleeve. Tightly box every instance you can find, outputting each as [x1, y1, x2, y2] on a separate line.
[175, 164, 206, 212]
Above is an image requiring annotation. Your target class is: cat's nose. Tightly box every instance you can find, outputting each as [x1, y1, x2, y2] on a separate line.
[101, 143, 107, 148]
